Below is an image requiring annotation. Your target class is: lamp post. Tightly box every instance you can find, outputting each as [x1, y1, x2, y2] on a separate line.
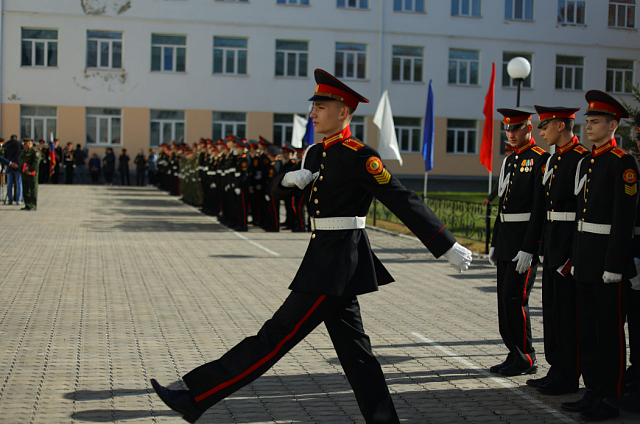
[507, 57, 531, 107]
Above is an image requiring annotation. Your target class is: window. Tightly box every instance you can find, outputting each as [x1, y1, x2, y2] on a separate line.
[555, 55, 583, 90]
[150, 110, 185, 147]
[86, 108, 121, 145]
[606, 59, 634, 93]
[448, 49, 479, 85]
[21, 29, 58, 67]
[275, 41, 308, 78]
[350, 116, 365, 141]
[277, 0, 309, 4]
[87, 31, 122, 69]
[505, 0, 533, 20]
[500, 125, 508, 155]
[447, 119, 477, 154]
[274, 114, 294, 146]
[452, 0, 481, 16]
[216, 0, 248, 2]
[394, 0, 425, 12]
[574, 124, 582, 141]
[20, 106, 57, 141]
[609, 0, 636, 28]
[335, 43, 366, 80]
[557, 1, 585, 24]
[212, 112, 246, 141]
[151, 34, 186, 73]
[395, 117, 422, 153]
[337, 0, 368, 8]
[213, 37, 248, 75]
[392, 46, 423, 83]
[502, 52, 532, 88]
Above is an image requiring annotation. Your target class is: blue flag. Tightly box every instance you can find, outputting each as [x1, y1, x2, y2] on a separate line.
[303, 112, 314, 145]
[422, 80, 435, 172]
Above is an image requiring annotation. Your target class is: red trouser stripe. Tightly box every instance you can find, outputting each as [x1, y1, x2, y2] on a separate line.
[522, 267, 533, 367]
[195, 294, 327, 402]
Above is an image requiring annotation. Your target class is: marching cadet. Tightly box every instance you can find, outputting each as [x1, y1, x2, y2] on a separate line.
[19, 138, 41, 211]
[489, 107, 549, 377]
[263, 145, 282, 232]
[526, 106, 588, 396]
[63, 142, 75, 184]
[150, 68, 472, 424]
[560, 91, 638, 421]
[281, 143, 298, 230]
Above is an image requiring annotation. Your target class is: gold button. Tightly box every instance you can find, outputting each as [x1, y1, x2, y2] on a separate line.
[552, 175, 555, 178]
[319, 176, 324, 181]
[550, 202, 553, 206]
[591, 159, 595, 163]
[503, 206, 506, 209]
[554, 165, 558, 169]
[514, 164, 517, 168]
[547, 192, 549, 196]
[558, 156, 562, 161]
[588, 179, 591, 182]
[322, 152, 326, 157]
[314, 199, 318, 204]
[313, 187, 317, 192]
[321, 164, 325, 169]
[515, 155, 519, 159]
[315, 210, 320, 215]
[584, 208, 586, 212]
[588, 169, 592, 173]
[510, 181, 513, 184]
[551, 208, 554, 211]
[311, 233, 316, 239]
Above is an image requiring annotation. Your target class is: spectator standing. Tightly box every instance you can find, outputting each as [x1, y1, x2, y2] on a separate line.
[63, 143, 74, 184]
[119, 149, 131, 185]
[134, 149, 146, 186]
[88, 153, 101, 184]
[3, 134, 23, 205]
[103, 148, 116, 185]
[38, 140, 50, 184]
[74, 143, 88, 184]
[52, 139, 62, 184]
[147, 148, 158, 187]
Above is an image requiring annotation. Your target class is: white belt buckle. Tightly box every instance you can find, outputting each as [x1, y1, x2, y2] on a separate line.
[310, 217, 316, 231]
[577, 221, 583, 232]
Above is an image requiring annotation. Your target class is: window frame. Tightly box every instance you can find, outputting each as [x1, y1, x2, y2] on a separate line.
[606, 59, 634, 94]
[87, 31, 123, 70]
[451, 0, 481, 16]
[277, 0, 310, 5]
[151, 34, 187, 73]
[275, 40, 309, 78]
[337, 0, 368, 9]
[502, 52, 533, 88]
[446, 119, 477, 155]
[86, 108, 122, 146]
[150, 110, 185, 147]
[557, 0, 586, 24]
[335, 42, 367, 80]
[213, 37, 248, 76]
[212, 112, 247, 141]
[505, 0, 534, 21]
[21, 28, 58, 68]
[608, 0, 636, 28]
[350, 116, 366, 141]
[393, 0, 425, 13]
[394, 117, 422, 154]
[20, 106, 57, 141]
[555, 55, 584, 90]
[392, 46, 423, 83]
[448, 49, 480, 86]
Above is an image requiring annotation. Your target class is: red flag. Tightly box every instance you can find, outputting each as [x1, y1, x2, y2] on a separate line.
[479, 63, 495, 173]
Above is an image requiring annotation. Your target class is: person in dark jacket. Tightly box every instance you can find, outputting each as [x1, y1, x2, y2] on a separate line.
[74, 143, 88, 184]
[63, 143, 74, 184]
[52, 139, 62, 184]
[149, 69, 472, 424]
[119, 149, 131, 185]
[3, 134, 23, 205]
[134, 149, 146, 186]
[103, 148, 116, 186]
[88, 153, 101, 184]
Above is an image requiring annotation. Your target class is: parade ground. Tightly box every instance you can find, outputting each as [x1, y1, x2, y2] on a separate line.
[0, 185, 636, 424]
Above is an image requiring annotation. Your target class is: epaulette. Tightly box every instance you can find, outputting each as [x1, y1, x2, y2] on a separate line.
[611, 147, 628, 158]
[574, 145, 588, 154]
[532, 146, 547, 155]
[342, 138, 365, 151]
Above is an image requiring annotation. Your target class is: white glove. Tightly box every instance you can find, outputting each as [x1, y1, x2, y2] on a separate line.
[265, 194, 270, 201]
[281, 169, 320, 189]
[488, 247, 496, 266]
[234, 188, 241, 195]
[539, 256, 544, 264]
[602, 271, 623, 283]
[512, 251, 534, 274]
[443, 242, 472, 273]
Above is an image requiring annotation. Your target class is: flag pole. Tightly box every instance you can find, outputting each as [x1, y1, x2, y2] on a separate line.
[423, 172, 428, 199]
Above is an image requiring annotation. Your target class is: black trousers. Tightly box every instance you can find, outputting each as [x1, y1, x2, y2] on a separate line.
[541, 264, 580, 387]
[183, 292, 399, 424]
[496, 259, 537, 368]
[628, 286, 640, 380]
[576, 280, 627, 397]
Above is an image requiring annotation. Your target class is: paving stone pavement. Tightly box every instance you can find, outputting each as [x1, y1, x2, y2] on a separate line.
[0, 184, 636, 424]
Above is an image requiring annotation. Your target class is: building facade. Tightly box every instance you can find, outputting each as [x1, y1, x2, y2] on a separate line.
[1, 0, 638, 189]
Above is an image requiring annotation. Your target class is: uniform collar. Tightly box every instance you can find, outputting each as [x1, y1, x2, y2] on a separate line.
[322, 127, 352, 149]
[592, 138, 616, 157]
[557, 135, 579, 155]
[514, 138, 535, 154]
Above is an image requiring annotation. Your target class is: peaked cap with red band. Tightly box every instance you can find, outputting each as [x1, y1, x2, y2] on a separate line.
[585, 90, 629, 121]
[497, 106, 536, 131]
[309, 69, 369, 111]
[534, 105, 580, 129]
[258, 136, 272, 146]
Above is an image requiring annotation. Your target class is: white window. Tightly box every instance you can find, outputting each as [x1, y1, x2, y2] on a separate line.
[275, 41, 308, 78]
[151, 34, 186, 73]
[21, 29, 58, 67]
[87, 31, 122, 69]
[395, 117, 422, 153]
[452, 0, 481, 16]
[556, 56, 584, 90]
[337, 0, 368, 9]
[214, 37, 248, 75]
[350, 116, 366, 141]
[392, 46, 423, 83]
[20, 106, 57, 141]
[335, 43, 366, 80]
[558, 1, 585, 24]
[609, 0, 636, 28]
[505, 0, 533, 20]
[502, 52, 533, 88]
[150, 110, 185, 147]
[447, 119, 477, 154]
[394, 0, 425, 12]
[606, 59, 634, 93]
[277, 0, 309, 4]
[212, 112, 246, 141]
[86, 108, 122, 145]
[449, 49, 479, 86]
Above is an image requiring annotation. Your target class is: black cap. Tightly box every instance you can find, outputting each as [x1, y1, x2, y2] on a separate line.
[235, 138, 249, 148]
[266, 145, 281, 156]
[281, 142, 295, 153]
[534, 106, 580, 129]
[248, 139, 260, 147]
[497, 106, 536, 131]
[309, 69, 369, 111]
[258, 136, 271, 146]
[584, 90, 629, 121]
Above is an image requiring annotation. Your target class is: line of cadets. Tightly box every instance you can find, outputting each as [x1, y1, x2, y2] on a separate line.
[155, 135, 309, 233]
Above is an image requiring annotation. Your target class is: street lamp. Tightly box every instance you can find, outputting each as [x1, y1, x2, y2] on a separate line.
[507, 57, 531, 107]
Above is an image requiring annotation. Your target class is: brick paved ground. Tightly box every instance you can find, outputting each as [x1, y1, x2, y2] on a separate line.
[0, 184, 636, 423]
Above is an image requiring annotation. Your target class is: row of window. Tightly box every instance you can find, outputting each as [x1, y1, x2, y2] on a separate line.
[21, 28, 636, 94]
[20, 105, 589, 156]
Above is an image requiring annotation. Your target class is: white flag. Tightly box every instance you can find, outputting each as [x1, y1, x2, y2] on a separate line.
[291, 114, 307, 148]
[373, 90, 403, 166]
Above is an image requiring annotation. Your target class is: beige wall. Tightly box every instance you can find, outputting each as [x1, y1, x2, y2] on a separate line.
[247, 111, 273, 142]
[1, 103, 20, 140]
[118, 107, 150, 157]
[186, 109, 212, 142]
[58, 106, 86, 146]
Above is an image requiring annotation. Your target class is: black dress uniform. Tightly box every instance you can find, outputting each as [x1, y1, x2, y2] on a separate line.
[154, 69, 466, 424]
[627, 113, 640, 389]
[534, 106, 589, 394]
[233, 140, 251, 231]
[63, 145, 74, 184]
[491, 107, 549, 375]
[263, 146, 282, 232]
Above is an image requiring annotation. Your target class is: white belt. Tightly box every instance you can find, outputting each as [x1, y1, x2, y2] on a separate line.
[547, 211, 576, 221]
[310, 216, 366, 231]
[500, 212, 531, 223]
[577, 221, 611, 235]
